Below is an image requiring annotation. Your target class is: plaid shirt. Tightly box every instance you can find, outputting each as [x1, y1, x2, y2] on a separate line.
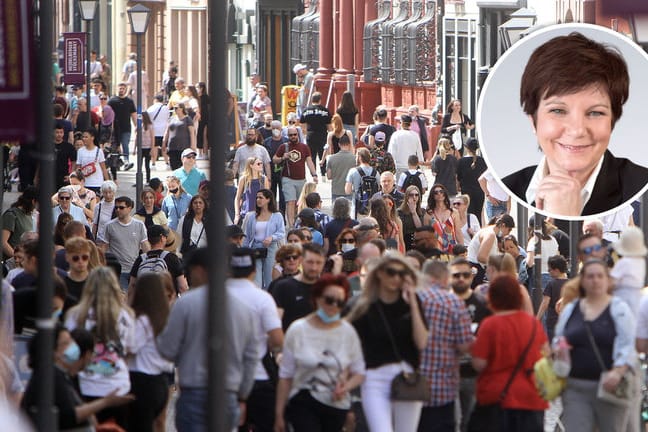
[418, 285, 474, 406]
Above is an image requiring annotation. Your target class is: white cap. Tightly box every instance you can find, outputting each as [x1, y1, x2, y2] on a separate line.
[293, 63, 307, 74]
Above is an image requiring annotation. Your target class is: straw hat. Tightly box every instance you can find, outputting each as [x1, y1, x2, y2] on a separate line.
[613, 226, 647, 257]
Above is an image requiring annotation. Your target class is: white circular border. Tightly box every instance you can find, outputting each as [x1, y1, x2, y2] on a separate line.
[476, 23, 648, 221]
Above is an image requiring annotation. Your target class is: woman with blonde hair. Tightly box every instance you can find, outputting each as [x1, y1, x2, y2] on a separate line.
[480, 253, 534, 315]
[321, 114, 354, 168]
[64, 266, 136, 428]
[234, 156, 270, 225]
[161, 175, 191, 231]
[452, 194, 481, 246]
[296, 181, 318, 215]
[348, 253, 428, 432]
[431, 138, 459, 195]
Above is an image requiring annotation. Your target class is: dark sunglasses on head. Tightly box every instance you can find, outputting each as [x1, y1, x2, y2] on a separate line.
[384, 267, 408, 278]
[322, 295, 345, 308]
[451, 271, 472, 279]
[340, 238, 355, 244]
[581, 244, 603, 255]
[284, 255, 300, 261]
[71, 254, 89, 262]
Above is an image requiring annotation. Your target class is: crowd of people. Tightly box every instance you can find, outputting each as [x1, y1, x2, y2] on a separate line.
[1, 58, 648, 432]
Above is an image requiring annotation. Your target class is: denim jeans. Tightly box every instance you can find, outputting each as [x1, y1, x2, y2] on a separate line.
[253, 240, 278, 290]
[119, 131, 131, 160]
[485, 199, 507, 220]
[176, 389, 239, 432]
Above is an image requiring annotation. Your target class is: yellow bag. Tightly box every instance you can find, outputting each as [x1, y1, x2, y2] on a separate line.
[533, 357, 566, 401]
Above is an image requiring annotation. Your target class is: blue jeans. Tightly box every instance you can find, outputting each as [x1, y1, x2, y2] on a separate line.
[485, 199, 507, 220]
[118, 131, 131, 160]
[176, 389, 239, 432]
[253, 240, 278, 290]
[119, 272, 130, 292]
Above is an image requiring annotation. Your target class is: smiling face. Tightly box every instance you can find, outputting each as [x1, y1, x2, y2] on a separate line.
[532, 85, 612, 184]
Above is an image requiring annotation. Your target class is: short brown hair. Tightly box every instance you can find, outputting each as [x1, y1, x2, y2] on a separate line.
[520, 32, 629, 128]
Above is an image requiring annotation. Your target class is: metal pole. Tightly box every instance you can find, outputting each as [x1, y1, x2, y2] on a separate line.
[135, 33, 143, 208]
[569, 220, 580, 278]
[36, 0, 57, 429]
[86, 20, 92, 129]
[207, 0, 227, 430]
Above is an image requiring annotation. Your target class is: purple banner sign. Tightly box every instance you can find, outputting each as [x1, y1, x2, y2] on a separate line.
[63, 32, 86, 85]
[0, 0, 36, 142]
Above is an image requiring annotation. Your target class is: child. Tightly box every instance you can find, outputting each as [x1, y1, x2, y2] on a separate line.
[397, 154, 427, 194]
[610, 226, 647, 316]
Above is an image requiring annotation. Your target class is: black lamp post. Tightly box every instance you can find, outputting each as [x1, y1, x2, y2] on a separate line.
[127, 3, 151, 208]
[78, 0, 98, 129]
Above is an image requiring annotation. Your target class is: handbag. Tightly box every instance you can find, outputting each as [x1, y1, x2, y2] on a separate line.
[533, 356, 566, 401]
[254, 247, 268, 259]
[584, 320, 634, 406]
[467, 321, 537, 432]
[376, 302, 430, 402]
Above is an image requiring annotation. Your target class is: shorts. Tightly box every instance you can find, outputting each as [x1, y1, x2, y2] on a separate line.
[281, 177, 306, 202]
[155, 136, 163, 147]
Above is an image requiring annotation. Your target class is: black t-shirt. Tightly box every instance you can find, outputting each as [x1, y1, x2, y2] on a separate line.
[130, 249, 184, 294]
[550, 229, 571, 258]
[565, 302, 615, 380]
[543, 278, 567, 330]
[460, 291, 491, 377]
[54, 141, 77, 188]
[300, 104, 331, 135]
[270, 277, 314, 331]
[351, 298, 421, 369]
[336, 108, 358, 126]
[55, 119, 74, 143]
[107, 96, 136, 133]
[369, 123, 396, 146]
[64, 276, 86, 304]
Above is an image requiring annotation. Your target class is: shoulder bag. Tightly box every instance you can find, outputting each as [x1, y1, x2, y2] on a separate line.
[80, 147, 100, 177]
[376, 302, 430, 402]
[467, 320, 537, 432]
[584, 320, 634, 406]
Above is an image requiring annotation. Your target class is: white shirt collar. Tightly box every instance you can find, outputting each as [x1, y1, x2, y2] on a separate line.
[525, 155, 605, 213]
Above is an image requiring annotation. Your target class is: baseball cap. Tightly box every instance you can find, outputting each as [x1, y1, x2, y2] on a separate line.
[298, 208, 316, 220]
[230, 247, 256, 271]
[226, 225, 246, 238]
[293, 63, 307, 74]
[375, 131, 386, 142]
[181, 148, 197, 158]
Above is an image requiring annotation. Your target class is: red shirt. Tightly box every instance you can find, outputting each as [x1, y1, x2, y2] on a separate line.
[472, 311, 548, 410]
[275, 142, 311, 180]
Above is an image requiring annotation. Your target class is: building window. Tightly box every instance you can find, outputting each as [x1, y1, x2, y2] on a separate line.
[443, 17, 477, 121]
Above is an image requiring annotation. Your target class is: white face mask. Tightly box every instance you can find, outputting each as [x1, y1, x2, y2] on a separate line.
[341, 243, 355, 253]
[272, 129, 281, 138]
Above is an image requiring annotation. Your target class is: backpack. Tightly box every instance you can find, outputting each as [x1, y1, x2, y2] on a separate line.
[137, 250, 169, 276]
[356, 167, 379, 215]
[369, 145, 396, 174]
[401, 171, 423, 194]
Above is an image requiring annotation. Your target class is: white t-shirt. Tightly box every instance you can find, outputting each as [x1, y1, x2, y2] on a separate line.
[76, 146, 106, 188]
[92, 200, 115, 242]
[460, 214, 481, 247]
[526, 236, 559, 274]
[397, 169, 428, 191]
[146, 102, 170, 137]
[127, 315, 174, 375]
[479, 170, 508, 202]
[65, 308, 136, 397]
[279, 317, 365, 410]
[611, 257, 646, 317]
[227, 278, 282, 380]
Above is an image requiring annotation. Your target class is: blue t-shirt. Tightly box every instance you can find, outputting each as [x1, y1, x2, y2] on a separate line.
[173, 167, 207, 196]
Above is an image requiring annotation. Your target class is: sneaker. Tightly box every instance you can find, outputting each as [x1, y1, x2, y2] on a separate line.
[123, 162, 134, 171]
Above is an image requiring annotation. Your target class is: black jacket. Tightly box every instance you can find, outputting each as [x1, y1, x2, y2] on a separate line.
[502, 150, 648, 216]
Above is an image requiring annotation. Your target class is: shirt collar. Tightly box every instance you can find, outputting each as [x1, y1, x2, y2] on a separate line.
[525, 155, 605, 212]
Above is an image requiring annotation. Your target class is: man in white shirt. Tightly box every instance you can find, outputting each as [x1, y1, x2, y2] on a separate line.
[146, 95, 170, 169]
[478, 170, 510, 221]
[387, 114, 423, 178]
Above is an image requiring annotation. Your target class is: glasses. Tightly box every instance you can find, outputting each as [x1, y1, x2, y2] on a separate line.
[384, 267, 408, 278]
[255, 162, 263, 166]
[433, 189, 445, 195]
[59, 196, 71, 201]
[288, 133, 298, 136]
[581, 244, 603, 255]
[115, 205, 128, 210]
[303, 235, 313, 241]
[184, 154, 196, 159]
[452, 202, 462, 206]
[284, 255, 300, 261]
[100, 97, 107, 100]
[340, 238, 355, 244]
[451, 271, 472, 279]
[408, 193, 419, 197]
[322, 295, 346, 308]
[71, 254, 89, 262]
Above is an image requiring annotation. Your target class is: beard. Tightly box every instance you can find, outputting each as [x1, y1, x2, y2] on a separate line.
[246, 139, 256, 145]
[451, 283, 470, 295]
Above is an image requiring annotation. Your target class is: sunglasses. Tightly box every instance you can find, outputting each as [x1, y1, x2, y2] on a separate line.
[452, 202, 462, 206]
[288, 133, 298, 136]
[184, 154, 196, 159]
[433, 189, 445, 195]
[115, 205, 128, 210]
[100, 97, 108, 100]
[408, 193, 419, 197]
[384, 267, 408, 278]
[322, 295, 346, 308]
[71, 254, 89, 262]
[59, 196, 71, 200]
[284, 255, 300, 261]
[581, 244, 603, 255]
[255, 162, 263, 165]
[451, 271, 472, 279]
[303, 236, 313, 241]
[340, 238, 355, 244]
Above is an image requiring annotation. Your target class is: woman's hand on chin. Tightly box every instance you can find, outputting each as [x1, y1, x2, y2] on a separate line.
[535, 172, 582, 216]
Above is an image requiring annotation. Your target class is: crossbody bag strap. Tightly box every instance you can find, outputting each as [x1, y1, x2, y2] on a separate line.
[153, 104, 164, 121]
[195, 224, 205, 245]
[584, 319, 608, 372]
[376, 301, 404, 363]
[499, 320, 537, 402]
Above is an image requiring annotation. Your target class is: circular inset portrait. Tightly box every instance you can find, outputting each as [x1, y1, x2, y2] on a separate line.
[477, 23, 648, 220]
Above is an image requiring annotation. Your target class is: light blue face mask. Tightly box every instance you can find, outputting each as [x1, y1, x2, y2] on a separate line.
[316, 307, 341, 324]
[63, 342, 81, 364]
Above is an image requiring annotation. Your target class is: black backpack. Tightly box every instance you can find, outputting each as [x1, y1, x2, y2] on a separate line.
[400, 171, 423, 194]
[356, 167, 379, 215]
